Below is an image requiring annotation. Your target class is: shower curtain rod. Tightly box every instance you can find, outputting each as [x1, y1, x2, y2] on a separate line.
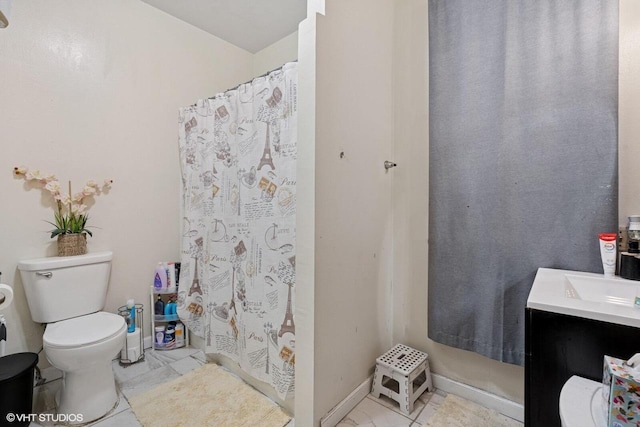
[216, 61, 296, 95]
[191, 61, 297, 107]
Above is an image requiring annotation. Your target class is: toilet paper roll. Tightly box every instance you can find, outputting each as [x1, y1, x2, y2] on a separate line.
[120, 327, 142, 362]
[0, 284, 14, 310]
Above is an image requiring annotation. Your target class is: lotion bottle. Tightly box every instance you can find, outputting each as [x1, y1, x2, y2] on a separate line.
[164, 299, 173, 317]
[154, 296, 164, 316]
[154, 262, 167, 291]
[599, 233, 617, 276]
[167, 262, 177, 292]
[175, 322, 184, 347]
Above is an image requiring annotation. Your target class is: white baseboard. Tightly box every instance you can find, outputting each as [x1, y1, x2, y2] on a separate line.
[320, 376, 372, 427]
[316, 372, 523, 426]
[432, 373, 524, 423]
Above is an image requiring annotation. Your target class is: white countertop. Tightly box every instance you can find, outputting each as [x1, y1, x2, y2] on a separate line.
[527, 268, 640, 328]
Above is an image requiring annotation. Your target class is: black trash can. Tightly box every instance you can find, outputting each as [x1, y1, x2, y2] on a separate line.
[0, 352, 38, 427]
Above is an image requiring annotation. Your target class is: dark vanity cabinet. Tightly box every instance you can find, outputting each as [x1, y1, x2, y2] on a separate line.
[525, 308, 640, 427]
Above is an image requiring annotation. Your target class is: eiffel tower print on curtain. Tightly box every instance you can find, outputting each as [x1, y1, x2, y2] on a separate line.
[188, 237, 203, 297]
[278, 282, 295, 337]
[257, 122, 275, 171]
[188, 256, 203, 296]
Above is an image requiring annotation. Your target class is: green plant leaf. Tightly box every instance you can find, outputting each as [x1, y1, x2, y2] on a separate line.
[50, 229, 65, 238]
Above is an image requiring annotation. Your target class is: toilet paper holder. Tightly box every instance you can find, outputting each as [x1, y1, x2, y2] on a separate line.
[0, 272, 14, 310]
[117, 304, 145, 364]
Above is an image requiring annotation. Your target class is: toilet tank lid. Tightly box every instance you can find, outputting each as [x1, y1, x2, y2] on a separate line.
[18, 251, 113, 271]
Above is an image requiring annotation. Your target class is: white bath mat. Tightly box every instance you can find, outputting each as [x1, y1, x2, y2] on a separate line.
[129, 363, 290, 427]
[426, 394, 520, 427]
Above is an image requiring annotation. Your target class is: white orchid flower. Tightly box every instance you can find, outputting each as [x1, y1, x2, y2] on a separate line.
[44, 181, 61, 195]
[71, 204, 88, 216]
[13, 166, 28, 175]
[43, 174, 57, 183]
[25, 169, 41, 181]
[82, 186, 96, 196]
[13, 167, 113, 237]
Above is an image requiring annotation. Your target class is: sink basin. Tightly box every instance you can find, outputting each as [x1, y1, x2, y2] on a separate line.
[565, 274, 640, 307]
[528, 268, 640, 328]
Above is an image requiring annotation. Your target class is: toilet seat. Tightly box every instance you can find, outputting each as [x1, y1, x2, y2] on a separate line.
[44, 311, 125, 349]
[559, 375, 607, 427]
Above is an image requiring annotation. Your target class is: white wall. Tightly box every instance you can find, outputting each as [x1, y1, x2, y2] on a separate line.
[295, 0, 396, 424]
[620, 0, 640, 225]
[253, 31, 299, 77]
[294, 3, 320, 425]
[0, 0, 254, 366]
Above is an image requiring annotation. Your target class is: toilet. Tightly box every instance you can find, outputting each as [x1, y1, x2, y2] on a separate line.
[18, 251, 126, 424]
[559, 375, 607, 427]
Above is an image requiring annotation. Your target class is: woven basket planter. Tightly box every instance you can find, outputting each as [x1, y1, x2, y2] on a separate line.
[57, 233, 87, 256]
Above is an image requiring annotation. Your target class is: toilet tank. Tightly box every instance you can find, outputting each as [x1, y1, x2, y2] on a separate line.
[18, 251, 113, 323]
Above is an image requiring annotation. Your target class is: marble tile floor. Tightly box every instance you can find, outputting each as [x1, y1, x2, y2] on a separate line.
[28, 349, 520, 427]
[29, 347, 295, 427]
[337, 389, 524, 427]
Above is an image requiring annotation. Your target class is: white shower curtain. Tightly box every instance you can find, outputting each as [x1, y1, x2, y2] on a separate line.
[177, 62, 297, 398]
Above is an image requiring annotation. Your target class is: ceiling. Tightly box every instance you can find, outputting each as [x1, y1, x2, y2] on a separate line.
[140, 0, 307, 53]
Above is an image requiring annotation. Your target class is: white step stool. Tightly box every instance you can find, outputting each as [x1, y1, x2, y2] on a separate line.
[371, 344, 433, 415]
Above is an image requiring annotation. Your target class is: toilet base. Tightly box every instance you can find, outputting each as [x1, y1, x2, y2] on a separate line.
[559, 376, 607, 427]
[56, 363, 119, 424]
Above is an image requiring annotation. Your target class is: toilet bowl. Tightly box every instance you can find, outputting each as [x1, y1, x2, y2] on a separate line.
[18, 251, 124, 424]
[44, 311, 126, 421]
[559, 375, 607, 427]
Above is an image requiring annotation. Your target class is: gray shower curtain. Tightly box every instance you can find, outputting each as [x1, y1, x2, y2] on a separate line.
[428, 0, 618, 365]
